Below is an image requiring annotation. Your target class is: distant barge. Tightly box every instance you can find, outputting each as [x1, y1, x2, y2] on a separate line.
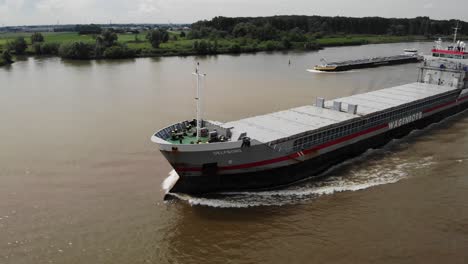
[314, 54, 422, 72]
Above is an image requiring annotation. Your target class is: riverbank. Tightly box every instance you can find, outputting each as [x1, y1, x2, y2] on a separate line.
[0, 32, 430, 65]
[136, 35, 429, 57]
[0, 56, 13, 66]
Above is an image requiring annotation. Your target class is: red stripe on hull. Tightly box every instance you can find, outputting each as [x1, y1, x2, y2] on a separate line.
[457, 95, 468, 103]
[423, 96, 466, 114]
[431, 49, 467, 55]
[176, 124, 388, 172]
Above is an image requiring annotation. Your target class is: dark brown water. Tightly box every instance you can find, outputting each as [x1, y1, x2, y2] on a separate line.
[1, 42, 467, 264]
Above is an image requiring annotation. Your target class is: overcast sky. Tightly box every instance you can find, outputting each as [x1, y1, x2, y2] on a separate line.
[0, 0, 467, 26]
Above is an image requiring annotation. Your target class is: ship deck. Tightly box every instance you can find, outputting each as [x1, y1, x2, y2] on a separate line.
[166, 135, 210, 145]
[325, 82, 456, 115]
[218, 82, 457, 143]
[325, 54, 417, 66]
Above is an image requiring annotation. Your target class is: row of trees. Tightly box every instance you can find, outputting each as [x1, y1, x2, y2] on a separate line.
[76, 24, 102, 35]
[59, 30, 135, 59]
[3, 28, 173, 60]
[190, 16, 467, 41]
[6, 32, 51, 55]
[56, 29, 172, 59]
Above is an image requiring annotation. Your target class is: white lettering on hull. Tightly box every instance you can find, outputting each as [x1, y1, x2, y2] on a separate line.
[388, 112, 423, 129]
[213, 149, 243, 156]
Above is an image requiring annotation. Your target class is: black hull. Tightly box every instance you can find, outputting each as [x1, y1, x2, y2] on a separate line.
[168, 101, 468, 196]
[317, 57, 420, 72]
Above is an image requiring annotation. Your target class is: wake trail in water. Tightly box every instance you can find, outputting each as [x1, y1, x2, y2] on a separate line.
[163, 154, 435, 208]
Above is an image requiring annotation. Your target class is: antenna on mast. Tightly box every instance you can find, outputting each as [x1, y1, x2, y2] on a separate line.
[453, 21, 460, 44]
[192, 62, 206, 142]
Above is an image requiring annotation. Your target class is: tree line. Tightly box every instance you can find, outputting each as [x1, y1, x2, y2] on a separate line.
[2, 15, 466, 62]
[2, 29, 172, 60]
[190, 16, 467, 40]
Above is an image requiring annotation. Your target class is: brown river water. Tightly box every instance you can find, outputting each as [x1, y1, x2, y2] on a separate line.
[1, 42, 468, 264]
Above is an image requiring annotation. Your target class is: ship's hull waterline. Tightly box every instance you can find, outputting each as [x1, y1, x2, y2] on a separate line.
[166, 100, 468, 196]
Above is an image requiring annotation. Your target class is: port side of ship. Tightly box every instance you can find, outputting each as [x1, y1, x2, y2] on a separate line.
[152, 38, 468, 195]
[314, 55, 422, 72]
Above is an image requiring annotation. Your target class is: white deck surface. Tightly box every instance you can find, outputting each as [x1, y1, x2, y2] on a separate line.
[326, 82, 456, 116]
[222, 82, 457, 143]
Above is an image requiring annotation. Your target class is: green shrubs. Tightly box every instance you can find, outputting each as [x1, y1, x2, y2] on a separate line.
[40, 43, 60, 55]
[192, 40, 218, 54]
[229, 43, 241, 53]
[33, 43, 42, 54]
[6, 37, 28, 55]
[303, 42, 320, 50]
[31, 32, 44, 44]
[103, 44, 135, 59]
[34, 42, 60, 55]
[58, 41, 135, 59]
[146, 29, 169, 48]
[59, 42, 94, 59]
[0, 50, 14, 65]
[262, 40, 281, 51]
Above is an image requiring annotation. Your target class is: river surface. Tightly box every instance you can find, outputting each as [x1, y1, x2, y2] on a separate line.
[1, 42, 468, 264]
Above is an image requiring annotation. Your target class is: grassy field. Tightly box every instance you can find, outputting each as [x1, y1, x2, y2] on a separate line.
[0, 32, 147, 46]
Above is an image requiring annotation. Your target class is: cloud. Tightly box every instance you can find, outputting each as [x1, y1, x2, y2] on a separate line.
[0, 0, 467, 26]
[0, 0, 26, 24]
[33, 0, 107, 24]
[1, 0, 25, 10]
[423, 2, 434, 9]
[35, 0, 96, 13]
[35, 0, 66, 13]
[136, 0, 162, 14]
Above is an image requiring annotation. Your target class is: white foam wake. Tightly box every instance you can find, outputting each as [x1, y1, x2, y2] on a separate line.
[162, 170, 179, 193]
[162, 155, 434, 208]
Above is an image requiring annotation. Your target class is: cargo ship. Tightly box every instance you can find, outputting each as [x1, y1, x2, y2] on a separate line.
[152, 36, 468, 196]
[313, 53, 422, 72]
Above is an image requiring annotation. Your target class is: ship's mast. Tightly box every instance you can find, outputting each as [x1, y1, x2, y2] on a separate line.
[453, 21, 460, 44]
[192, 62, 206, 141]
